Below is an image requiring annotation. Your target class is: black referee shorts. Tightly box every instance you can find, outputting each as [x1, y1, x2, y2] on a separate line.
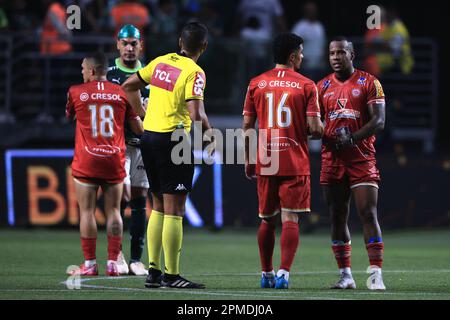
[140, 130, 194, 194]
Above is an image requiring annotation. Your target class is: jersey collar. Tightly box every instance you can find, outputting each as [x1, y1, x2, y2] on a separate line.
[332, 69, 358, 85]
[115, 58, 142, 73]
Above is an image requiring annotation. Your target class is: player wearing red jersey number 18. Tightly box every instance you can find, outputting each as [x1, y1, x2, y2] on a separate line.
[66, 52, 143, 277]
[317, 37, 386, 290]
[243, 33, 323, 289]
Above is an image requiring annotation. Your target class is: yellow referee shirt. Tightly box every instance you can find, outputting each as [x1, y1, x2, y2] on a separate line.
[137, 52, 206, 133]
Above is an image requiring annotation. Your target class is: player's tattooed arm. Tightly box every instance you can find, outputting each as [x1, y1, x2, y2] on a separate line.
[243, 115, 257, 180]
[352, 101, 386, 142]
[122, 74, 146, 118]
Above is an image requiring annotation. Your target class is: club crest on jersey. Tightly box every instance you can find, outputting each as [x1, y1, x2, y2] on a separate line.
[322, 80, 331, 89]
[337, 98, 348, 109]
[357, 77, 367, 85]
[352, 89, 361, 97]
[258, 80, 267, 89]
[80, 92, 89, 101]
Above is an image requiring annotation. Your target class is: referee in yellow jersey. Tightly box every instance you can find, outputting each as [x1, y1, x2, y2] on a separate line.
[123, 22, 213, 289]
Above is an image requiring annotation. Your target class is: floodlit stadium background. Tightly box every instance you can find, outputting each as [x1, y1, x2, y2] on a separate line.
[0, 0, 448, 232]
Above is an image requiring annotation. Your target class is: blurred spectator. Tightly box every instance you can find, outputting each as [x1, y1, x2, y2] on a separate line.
[199, 0, 224, 38]
[110, 0, 151, 36]
[69, 0, 109, 33]
[151, 0, 178, 36]
[364, 5, 414, 76]
[180, 0, 202, 23]
[363, 7, 386, 77]
[237, 0, 287, 39]
[291, 1, 326, 80]
[240, 17, 271, 82]
[40, 0, 72, 55]
[237, 0, 286, 80]
[0, 0, 9, 32]
[7, 0, 39, 32]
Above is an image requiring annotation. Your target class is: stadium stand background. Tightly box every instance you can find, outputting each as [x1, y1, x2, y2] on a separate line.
[0, 0, 448, 230]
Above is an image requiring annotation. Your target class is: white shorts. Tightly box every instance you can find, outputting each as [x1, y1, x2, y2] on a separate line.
[124, 145, 150, 189]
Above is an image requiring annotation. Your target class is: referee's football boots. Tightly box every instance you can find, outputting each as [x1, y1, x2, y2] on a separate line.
[145, 268, 163, 288]
[160, 274, 205, 289]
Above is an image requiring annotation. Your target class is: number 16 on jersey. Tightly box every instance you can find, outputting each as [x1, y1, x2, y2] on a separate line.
[266, 92, 291, 128]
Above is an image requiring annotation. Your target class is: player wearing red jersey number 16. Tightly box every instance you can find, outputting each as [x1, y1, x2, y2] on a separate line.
[243, 33, 323, 289]
[317, 37, 386, 290]
[66, 52, 143, 277]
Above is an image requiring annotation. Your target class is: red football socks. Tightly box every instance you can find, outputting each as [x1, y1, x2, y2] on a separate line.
[279, 221, 299, 272]
[332, 243, 352, 269]
[257, 221, 276, 272]
[81, 237, 97, 261]
[366, 242, 384, 268]
[107, 235, 122, 261]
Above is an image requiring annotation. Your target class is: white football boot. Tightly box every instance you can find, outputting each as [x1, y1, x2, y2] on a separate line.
[331, 271, 356, 289]
[115, 251, 129, 275]
[367, 267, 386, 291]
[129, 261, 148, 276]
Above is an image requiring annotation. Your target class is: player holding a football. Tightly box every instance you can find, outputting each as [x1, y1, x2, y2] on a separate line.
[66, 52, 143, 276]
[243, 33, 323, 289]
[107, 24, 150, 276]
[317, 37, 386, 290]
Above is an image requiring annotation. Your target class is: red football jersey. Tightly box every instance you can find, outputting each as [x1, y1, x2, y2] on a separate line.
[243, 68, 321, 176]
[66, 80, 140, 181]
[317, 69, 385, 164]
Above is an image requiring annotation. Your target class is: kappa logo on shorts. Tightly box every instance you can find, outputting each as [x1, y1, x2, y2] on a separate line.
[175, 184, 187, 191]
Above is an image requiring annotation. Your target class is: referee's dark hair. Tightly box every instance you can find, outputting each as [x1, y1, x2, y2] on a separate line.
[180, 22, 209, 54]
[273, 33, 304, 65]
[85, 51, 108, 75]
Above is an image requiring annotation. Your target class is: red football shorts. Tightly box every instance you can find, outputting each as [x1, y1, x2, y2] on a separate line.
[257, 175, 311, 218]
[73, 175, 124, 187]
[320, 159, 380, 189]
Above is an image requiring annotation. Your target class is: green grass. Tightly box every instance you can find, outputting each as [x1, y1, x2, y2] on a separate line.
[0, 228, 449, 300]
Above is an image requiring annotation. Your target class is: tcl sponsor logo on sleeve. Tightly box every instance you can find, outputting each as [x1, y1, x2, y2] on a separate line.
[192, 72, 205, 97]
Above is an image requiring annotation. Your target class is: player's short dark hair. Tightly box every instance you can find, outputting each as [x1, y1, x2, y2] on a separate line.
[273, 33, 304, 64]
[330, 36, 354, 52]
[180, 22, 208, 53]
[85, 51, 108, 75]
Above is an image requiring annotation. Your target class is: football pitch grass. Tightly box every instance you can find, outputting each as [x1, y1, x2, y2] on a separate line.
[0, 228, 449, 300]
